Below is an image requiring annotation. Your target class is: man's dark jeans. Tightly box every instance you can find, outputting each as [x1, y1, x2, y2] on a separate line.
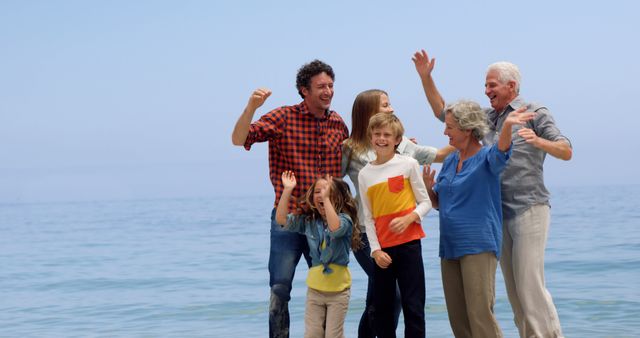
[268, 209, 311, 338]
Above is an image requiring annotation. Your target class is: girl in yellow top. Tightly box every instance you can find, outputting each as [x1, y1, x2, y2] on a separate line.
[275, 171, 360, 338]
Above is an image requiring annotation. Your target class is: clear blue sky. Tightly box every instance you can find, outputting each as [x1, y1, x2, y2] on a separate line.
[1, 1, 638, 203]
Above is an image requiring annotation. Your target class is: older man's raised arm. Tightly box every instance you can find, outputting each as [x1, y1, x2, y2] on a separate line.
[412, 49, 446, 120]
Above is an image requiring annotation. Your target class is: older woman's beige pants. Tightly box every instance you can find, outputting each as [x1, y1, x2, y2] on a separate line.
[441, 252, 503, 338]
[304, 287, 350, 338]
[501, 204, 564, 338]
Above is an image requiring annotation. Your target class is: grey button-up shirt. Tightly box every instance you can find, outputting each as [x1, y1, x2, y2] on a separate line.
[440, 96, 571, 218]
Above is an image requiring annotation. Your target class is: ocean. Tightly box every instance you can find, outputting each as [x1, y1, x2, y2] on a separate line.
[1, 185, 639, 337]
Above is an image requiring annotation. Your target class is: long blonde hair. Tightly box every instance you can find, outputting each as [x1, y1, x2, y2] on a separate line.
[344, 89, 388, 156]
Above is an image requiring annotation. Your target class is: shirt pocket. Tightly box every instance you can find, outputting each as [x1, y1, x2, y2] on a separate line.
[388, 175, 405, 193]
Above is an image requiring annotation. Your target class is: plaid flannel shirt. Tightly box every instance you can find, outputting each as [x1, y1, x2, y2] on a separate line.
[244, 101, 349, 211]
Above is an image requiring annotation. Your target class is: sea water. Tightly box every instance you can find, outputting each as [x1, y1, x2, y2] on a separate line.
[1, 185, 639, 337]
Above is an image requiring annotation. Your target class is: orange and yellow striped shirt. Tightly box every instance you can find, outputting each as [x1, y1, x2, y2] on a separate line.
[357, 154, 432, 253]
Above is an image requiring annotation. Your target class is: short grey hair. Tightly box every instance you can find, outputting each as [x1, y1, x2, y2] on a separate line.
[445, 100, 489, 141]
[487, 61, 521, 94]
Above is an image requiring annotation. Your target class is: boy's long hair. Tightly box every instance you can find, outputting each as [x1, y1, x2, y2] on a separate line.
[298, 176, 362, 251]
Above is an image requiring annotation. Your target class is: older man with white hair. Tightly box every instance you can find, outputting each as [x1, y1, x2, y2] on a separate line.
[413, 50, 572, 338]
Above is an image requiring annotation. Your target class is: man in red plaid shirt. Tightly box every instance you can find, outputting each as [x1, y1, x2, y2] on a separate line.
[232, 60, 349, 338]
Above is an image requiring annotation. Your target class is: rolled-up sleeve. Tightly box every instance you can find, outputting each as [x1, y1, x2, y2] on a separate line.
[243, 109, 285, 150]
[327, 214, 353, 238]
[533, 108, 572, 148]
[285, 214, 307, 234]
[400, 138, 437, 165]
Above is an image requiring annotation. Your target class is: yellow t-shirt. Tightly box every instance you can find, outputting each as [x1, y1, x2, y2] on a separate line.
[306, 264, 351, 292]
[306, 238, 351, 292]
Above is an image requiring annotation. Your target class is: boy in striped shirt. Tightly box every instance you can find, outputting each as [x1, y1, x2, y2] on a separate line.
[357, 113, 432, 338]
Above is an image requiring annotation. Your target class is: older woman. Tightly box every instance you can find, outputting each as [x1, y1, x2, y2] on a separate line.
[423, 100, 534, 338]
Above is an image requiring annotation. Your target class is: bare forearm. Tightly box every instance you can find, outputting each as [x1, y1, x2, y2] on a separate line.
[275, 189, 293, 226]
[323, 199, 340, 232]
[231, 107, 257, 146]
[434, 145, 455, 163]
[497, 122, 513, 152]
[427, 189, 439, 209]
[419, 75, 445, 119]
[537, 139, 573, 160]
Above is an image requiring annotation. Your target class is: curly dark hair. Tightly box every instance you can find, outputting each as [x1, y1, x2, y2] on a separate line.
[295, 59, 335, 99]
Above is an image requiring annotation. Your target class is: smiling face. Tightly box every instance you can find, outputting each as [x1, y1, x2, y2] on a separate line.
[301, 72, 334, 116]
[312, 178, 329, 216]
[370, 125, 401, 160]
[444, 113, 471, 150]
[485, 69, 517, 112]
[378, 93, 394, 114]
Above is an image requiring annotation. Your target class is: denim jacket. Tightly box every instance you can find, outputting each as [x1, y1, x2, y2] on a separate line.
[285, 213, 353, 274]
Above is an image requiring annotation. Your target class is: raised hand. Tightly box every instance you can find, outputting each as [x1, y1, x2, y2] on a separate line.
[412, 49, 436, 79]
[281, 170, 297, 190]
[422, 165, 436, 190]
[231, 88, 273, 146]
[497, 106, 537, 152]
[505, 106, 536, 127]
[247, 88, 272, 111]
[319, 175, 333, 201]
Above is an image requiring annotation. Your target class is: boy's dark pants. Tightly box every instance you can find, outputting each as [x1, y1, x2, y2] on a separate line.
[373, 239, 425, 338]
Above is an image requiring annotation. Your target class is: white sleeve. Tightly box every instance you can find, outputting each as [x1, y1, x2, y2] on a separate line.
[409, 159, 432, 220]
[358, 170, 382, 255]
[399, 137, 437, 165]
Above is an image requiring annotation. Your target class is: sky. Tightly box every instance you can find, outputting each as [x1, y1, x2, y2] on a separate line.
[1, 0, 638, 203]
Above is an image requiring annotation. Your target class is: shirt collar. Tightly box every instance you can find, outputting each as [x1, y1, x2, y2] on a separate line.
[300, 101, 330, 119]
[497, 95, 525, 115]
[507, 96, 526, 111]
[489, 96, 525, 127]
